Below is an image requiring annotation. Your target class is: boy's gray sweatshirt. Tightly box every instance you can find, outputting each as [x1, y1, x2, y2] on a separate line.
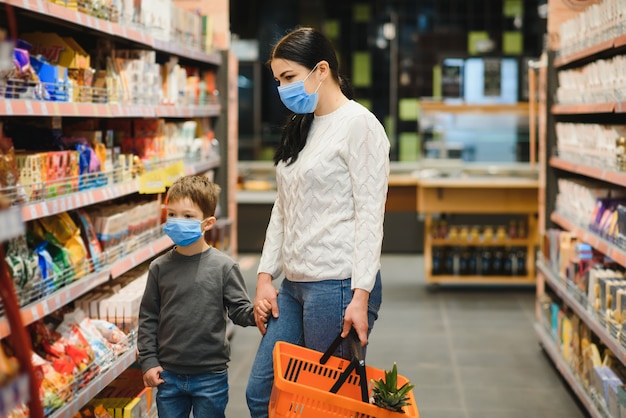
[138, 247, 255, 375]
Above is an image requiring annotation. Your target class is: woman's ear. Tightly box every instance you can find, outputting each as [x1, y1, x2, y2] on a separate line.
[317, 60, 330, 81]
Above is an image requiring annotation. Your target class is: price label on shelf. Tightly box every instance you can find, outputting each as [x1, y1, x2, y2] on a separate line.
[163, 161, 186, 187]
[138, 170, 166, 194]
[0, 207, 24, 241]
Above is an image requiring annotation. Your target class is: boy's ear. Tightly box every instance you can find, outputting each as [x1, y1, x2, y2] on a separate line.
[202, 216, 217, 231]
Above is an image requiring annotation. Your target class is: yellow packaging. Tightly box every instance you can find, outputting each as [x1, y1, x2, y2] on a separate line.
[21, 32, 90, 68]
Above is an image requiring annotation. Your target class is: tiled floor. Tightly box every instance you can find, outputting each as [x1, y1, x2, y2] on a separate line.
[225, 254, 589, 418]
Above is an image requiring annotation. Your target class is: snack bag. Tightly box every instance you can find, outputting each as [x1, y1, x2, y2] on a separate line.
[73, 210, 104, 271]
[36, 212, 79, 245]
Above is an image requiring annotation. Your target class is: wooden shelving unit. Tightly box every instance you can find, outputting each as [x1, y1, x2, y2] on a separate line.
[417, 177, 539, 285]
[0, 1, 235, 415]
[536, 1, 626, 416]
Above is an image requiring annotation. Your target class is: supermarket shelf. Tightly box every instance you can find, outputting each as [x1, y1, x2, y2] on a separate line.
[47, 348, 137, 418]
[237, 190, 278, 204]
[534, 323, 608, 418]
[549, 156, 626, 187]
[537, 258, 626, 364]
[1, 0, 222, 66]
[185, 154, 221, 175]
[551, 103, 615, 115]
[0, 232, 172, 339]
[19, 156, 220, 222]
[430, 238, 530, 247]
[110, 234, 173, 279]
[0, 100, 221, 118]
[554, 38, 615, 68]
[426, 275, 535, 285]
[550, 212, 626, 268]
[0, 373, 29, 417]
[0, 207, 24, 242]
[21, 180, 138, 222]
[0, 269, 110, 339]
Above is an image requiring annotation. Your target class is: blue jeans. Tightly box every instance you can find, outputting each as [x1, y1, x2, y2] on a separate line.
[156, 369, 228, 418]
[246, 272, 382, 418]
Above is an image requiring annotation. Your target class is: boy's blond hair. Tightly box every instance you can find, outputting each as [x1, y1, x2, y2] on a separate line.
[166, 175, 221, 218]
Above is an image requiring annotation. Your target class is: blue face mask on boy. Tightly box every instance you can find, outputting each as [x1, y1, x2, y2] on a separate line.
[277, 63, 322, 114]
[163, 218, 205, 247]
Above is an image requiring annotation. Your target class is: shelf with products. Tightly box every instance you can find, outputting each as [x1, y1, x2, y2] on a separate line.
[16, 155, 220, 222]
[534, 324, 609, 418]
[550, 212, 626, 268]
[0, 373, 29, 417]
[0, 229, 172, 340]
[549, 156, 626, 188]
[551, 103, 618, 115]
[538, 0, 626, 414]
[46, 347, 137, 418]
[0, 101, 222, 118]
[537, 257, 626, 363]
[418, 176, 539, 285]
[0, 0, 238, 413]
[0, 0, 222, 66]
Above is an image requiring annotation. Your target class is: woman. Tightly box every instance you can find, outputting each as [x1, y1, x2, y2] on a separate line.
[246, 27, 390, 417]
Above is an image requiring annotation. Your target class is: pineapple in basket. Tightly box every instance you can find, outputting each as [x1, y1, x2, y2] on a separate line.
[370, 363, 415, 414]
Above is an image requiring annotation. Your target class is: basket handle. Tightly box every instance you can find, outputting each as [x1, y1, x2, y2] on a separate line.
[320, 329, 369, 403]
[320, 328, 364, 364]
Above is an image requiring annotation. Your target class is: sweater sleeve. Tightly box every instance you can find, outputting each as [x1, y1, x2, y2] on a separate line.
[224, 263, 255, 327]
[257, 193, 285, 280]
[137, 264, 161, 373]
[344, 115, 390, 291]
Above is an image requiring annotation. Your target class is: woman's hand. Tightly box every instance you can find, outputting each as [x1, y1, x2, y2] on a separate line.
[254, 273, 279, 335]
[342, 289, 370, 346]
[143, 366, 164, 387]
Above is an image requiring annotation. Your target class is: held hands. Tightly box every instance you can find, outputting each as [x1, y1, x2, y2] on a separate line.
[143, 366, 164, 387]
[254, 273, 280, 335]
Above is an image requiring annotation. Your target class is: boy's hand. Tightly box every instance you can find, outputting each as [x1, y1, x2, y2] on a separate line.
[254, 273, 279, 335]
[143, 366, 165, 387]
[256, 298, 273, 324]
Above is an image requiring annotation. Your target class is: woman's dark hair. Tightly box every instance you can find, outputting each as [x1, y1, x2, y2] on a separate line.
[268, 27, 353, 166]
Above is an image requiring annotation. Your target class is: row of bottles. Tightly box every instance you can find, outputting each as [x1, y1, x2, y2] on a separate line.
[432, 246, 528, 276]
[431, 220, 527, 241]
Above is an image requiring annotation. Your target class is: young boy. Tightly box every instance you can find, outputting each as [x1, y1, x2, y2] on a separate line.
[138, 175, 269, 418]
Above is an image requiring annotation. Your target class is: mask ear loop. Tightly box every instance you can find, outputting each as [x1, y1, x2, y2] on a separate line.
[305, 62, 324, 94]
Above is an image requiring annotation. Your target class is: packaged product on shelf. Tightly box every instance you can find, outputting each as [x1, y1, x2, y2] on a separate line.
[29, 55, 68, 102]
[5, 235, 43, 306]
[141, 0, 172, 41]
[73, 403, 113, 418]
[73, 209, 104, 271]
[30, 212, 90, 278]
[0, 130, 27, 204]
[3, 44, 38, 100]
[21, 33, 90, 69]
[41, 151, 78, 196]
[92, 365, 154, 417]
[67, 67, 96, 102]
[88, 205, 129, 254]
[31, 351, 72, 412]
[0, 342, 19, 385]
[33, 241, 62, 295]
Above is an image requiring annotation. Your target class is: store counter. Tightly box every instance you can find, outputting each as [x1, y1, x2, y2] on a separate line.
[237, 161, 538, 254]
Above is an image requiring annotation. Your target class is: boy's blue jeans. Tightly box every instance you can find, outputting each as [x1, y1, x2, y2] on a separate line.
[156, 369, 228, 418]
[246, 273, 382, 418]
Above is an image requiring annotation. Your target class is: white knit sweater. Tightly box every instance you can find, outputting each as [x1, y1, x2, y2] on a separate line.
[257, 100, 390, 292]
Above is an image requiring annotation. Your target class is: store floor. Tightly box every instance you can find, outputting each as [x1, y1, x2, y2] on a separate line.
[225, 254, 588, 418]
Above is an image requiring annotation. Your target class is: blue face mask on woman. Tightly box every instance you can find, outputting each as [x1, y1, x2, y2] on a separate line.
[163, 218, 205, 247]
[277, 64, 322, 114]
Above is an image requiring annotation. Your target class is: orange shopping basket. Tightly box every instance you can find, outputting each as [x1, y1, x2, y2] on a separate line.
[269, 331, 419, 417]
